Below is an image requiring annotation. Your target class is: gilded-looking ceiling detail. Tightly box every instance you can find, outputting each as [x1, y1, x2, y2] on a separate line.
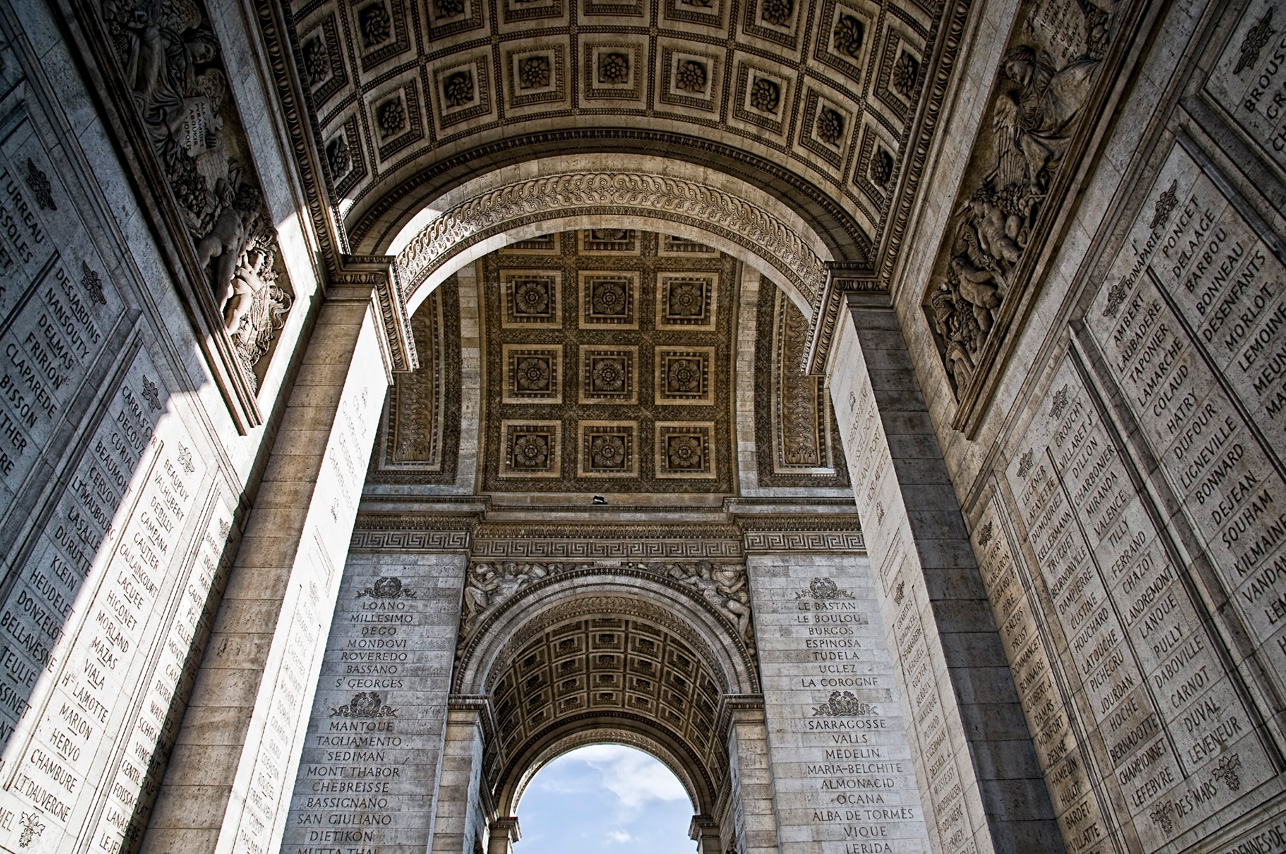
[368, 276, 461, 483]
[755, 284, 850, 487]
[482, 230, 735, 493]
[285, 0, 942, 242]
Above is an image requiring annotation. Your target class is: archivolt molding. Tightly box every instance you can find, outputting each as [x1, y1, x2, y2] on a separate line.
[393, 163, 832, 314]
[455, 577, 758, 697]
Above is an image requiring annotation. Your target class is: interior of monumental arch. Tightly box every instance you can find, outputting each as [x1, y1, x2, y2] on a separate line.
[0, 0, 1282, 851]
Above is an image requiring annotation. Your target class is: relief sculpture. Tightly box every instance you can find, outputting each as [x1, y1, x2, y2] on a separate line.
[928, 0, 1113, 395]
[101, 0, 291, 385]
[459, 561, 757, 652]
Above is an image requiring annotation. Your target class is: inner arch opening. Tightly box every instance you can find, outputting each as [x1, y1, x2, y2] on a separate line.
[514, 744, 696, 854]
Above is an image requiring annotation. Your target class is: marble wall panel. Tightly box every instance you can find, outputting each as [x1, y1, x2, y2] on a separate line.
[0, 14, 253, 853]
[747, 552, 931, 854]
[283, 551, 465, 854]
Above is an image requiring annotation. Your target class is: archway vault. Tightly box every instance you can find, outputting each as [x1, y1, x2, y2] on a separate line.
[454, 569, 762, 822]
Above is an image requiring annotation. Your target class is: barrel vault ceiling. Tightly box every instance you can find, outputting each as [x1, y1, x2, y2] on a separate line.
[282, 0, 952, 252]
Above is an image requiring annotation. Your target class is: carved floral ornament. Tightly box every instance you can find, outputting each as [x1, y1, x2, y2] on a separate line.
[459, 561, 757, 654]
[394, 172, 828, 308]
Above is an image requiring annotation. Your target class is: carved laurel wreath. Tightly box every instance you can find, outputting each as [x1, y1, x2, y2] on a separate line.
[395, 172, 828, 304]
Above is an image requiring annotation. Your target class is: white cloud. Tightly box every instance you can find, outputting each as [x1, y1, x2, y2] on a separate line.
[605, 830, 633, 844]
[566, 745, 688, 810]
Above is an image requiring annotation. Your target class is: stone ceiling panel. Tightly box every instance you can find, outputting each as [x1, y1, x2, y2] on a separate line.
[481, 230, 736, 494]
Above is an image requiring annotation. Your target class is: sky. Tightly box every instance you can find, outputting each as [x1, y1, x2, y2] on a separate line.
[514, 744, 697, 853]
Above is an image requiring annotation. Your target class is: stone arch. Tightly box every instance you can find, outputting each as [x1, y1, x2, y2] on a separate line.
[346, 134, 875, 268]
[383, 155, 836, 320]
[455, 569, 759, 698]
[504, 728, 701, 817]
[452, 567, 762, 848]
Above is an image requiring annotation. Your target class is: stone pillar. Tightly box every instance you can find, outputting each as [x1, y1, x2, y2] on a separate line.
[827, 292, 1062, 854]
[432, 698, 490, 854]
[689, 814, 722, 853]
[141, 287, 394, 853]
[281, 549, 467, 853]
[743, 546, 928, 852]
[724, 701, 780, 854]
[487, 816, 520, 854]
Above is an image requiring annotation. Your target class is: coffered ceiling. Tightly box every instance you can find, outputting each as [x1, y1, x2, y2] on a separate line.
[283, 0, 947, 252]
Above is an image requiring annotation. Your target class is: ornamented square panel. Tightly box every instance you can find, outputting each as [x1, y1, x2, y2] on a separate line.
[366, 77, 425, 163]
[855, 118, 898, 199]
[432, 55, 492, 130]
[482, 230, 735, 493]
[579, 271, 638, 328]
[659, 46, 720, 113]
[503, 344, 563, 403]
[655, 347, 715, 405]
[501, 0, 564, 25]
[582, 43, 645, 102]
[325, 116, 367, 196]
[425, 0, 484, 38]
[874, 20, 925, 118]
[580, 346, 639, 404]
[814, 0, 879, 85]
[662, 0, 724, 29]
[504, 46, 567, 111]
[580, 228, 639, 254]
[657, 273, 716, 330]
[656, 422, 716, 479]
[578, 421, 639, 477]
[799, 89, 851, 167]
[500, 420, 562, 478]
[352, 0, 411, 71]
[501, 234, 560, 254]
[731, 61, 790, 135]
[741, 0, 800, 48]
[502, 270, 562, 327]
[297, 14, 347, 105]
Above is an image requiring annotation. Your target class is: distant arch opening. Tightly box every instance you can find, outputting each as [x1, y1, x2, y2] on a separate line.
[513, 744, 696, 854]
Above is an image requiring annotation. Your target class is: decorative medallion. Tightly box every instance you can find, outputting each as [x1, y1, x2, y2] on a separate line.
[503, 345, 563, 403]
[580, 346, 638, 404]
[656, 347, 715, 405]
[579, 421, 639, 476]
[502, 270, 562, 326]
[657, 274, 716, 329]
[501, 420, 562, 477]
[656, 422, 716, 479]
[580, 271, 638, 327]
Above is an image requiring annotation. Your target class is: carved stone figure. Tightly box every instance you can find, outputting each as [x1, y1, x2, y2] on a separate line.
[102, 0, 291, 382]
[926, 0, 1109, 397]
[460, 562, 563, 637]
[456, 561, 757, 654]
[993, 45, 1099, 196]
[712, 565, 754, 647]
